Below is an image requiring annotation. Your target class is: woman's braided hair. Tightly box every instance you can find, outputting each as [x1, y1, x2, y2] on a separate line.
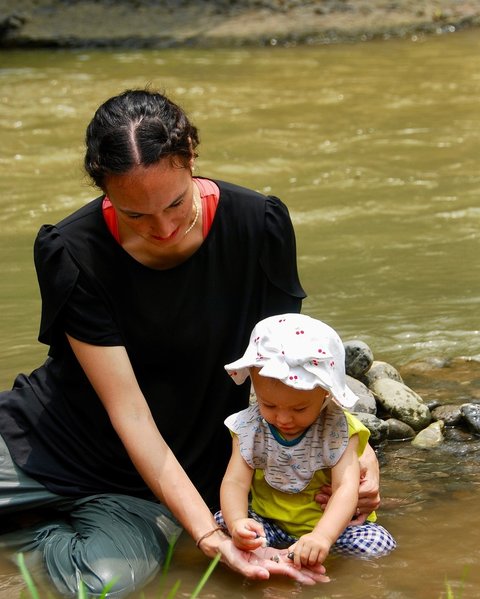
[84, 89, 199, 189]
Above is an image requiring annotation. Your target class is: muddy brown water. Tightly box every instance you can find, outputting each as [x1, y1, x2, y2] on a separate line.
[0, 29, 479, 597]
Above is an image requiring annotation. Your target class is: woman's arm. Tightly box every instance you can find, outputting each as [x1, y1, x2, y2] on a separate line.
[67, 336, 220, 545]
[357, 442, 381, 513]
[66, 336, 328, 583]
[220, 436, 265, 550]
[289, 435, 360, 567]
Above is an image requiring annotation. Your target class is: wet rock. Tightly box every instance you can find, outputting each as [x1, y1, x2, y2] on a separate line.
[351, 412, 388, 446]
[400, 355, 480, 405]
[0, 13, 26, 39]
[443, 426, 474, 443]
[386, 418, 415, 441]
[361, 360, 404, 387]
[431, 404, 463, 427]
[460, 403, 480, 435]
[411, 420, 445, 448]
[402, 356, 451, 373]
[344, 340, 374, 379]
[346, 375, 377, 414]
[370, 378, 431, 431]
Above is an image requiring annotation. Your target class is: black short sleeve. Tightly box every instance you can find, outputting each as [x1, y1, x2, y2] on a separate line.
[34, 224, 123, 347]
[259, 196, 306, 312]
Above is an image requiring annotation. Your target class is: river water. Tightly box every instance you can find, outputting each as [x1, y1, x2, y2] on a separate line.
[0, 29, 479, 598]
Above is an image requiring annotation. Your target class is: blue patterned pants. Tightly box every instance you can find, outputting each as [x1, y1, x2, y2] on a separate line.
[214, 508, 396, 558]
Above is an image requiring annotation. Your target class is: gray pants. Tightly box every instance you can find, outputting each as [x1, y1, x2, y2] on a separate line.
[0, 435, 182, 598]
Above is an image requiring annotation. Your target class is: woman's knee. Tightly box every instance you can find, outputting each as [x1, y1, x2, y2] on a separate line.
[42, 528, 162, 598]
[47, 497, 180, 596]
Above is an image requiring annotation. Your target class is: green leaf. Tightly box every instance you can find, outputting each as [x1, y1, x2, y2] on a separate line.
[16, 554, 40, 599]
[189, 552, 221, 599]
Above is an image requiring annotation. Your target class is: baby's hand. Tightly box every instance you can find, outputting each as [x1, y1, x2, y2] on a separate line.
[231, 517, 266, 551]
[288, 532, 331, 568]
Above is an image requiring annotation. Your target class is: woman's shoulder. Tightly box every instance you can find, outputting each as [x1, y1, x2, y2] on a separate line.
[215, 180, 285, 210]
[35, 196, 106, 253]
[34, 196, 115, 289]
[213, 179, 292, 235]
[55, 196, 104, 231]
[215, 179, 265, 201]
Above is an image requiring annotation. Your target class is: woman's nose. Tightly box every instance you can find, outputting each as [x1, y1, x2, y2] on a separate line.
[150, 215, 174, 238]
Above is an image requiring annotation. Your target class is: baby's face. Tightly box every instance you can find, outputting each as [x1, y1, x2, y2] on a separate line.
[250, 368, 328, 441]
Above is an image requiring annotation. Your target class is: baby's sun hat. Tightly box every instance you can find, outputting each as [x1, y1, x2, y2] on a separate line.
[225, 313, 358, 408]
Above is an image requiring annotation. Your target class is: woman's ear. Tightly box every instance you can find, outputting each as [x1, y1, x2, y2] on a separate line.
[188, 137, 195, 172]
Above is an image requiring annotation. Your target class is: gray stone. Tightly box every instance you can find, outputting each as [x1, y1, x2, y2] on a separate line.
[351, 412, 388, 446]
[386, 418, 416, 441]
[460, 403, 480, 435]
[411, 420, 445, 448]
[444, 427, 473, 443]
[369, 378, 431, 431]
[346, 375, 377, 414]
[361, 360, 404, 388]
[431, 404, 463, 427]
[344, 340, 374, 379]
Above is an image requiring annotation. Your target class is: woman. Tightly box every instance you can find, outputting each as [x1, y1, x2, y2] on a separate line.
[0, 89, 379, 597]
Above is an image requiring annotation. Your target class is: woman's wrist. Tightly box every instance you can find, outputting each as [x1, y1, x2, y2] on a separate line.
[196, 527, 229, 556]
[195, 526, 223, 548]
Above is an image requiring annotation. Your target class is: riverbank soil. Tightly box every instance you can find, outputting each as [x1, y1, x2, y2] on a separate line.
[1, 0, 480, 48]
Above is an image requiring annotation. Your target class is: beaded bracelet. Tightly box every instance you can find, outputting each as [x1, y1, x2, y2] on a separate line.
[195, 526, 224, 549]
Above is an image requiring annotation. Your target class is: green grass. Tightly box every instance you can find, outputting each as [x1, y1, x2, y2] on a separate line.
[17, 550, 221, 599]
[16, 551, 467, 599]
[441, 568, 469, 599]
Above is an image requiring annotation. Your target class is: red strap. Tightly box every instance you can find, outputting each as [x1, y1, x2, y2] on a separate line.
[195, 178, 219, 235]
[102, 197, 120, 243]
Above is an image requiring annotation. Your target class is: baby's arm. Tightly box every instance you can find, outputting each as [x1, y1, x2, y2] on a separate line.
[289, 434, 360, 567]
[220, 436, 266, 551]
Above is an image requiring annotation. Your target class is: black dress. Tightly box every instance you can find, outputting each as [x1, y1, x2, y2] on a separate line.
[0, 179, 305, 510]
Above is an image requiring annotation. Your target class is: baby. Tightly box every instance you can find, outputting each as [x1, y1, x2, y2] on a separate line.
[215, 313, 396, 568]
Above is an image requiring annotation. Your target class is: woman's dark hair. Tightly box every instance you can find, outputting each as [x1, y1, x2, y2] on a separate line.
[84, 89, 199, 189]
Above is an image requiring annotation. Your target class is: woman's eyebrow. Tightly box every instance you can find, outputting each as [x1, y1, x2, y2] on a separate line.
[118, 189, 188, 215]
[167, 189, 187, 207]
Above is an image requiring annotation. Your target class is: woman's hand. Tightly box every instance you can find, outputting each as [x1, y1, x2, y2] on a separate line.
[215, 539, 330, 584]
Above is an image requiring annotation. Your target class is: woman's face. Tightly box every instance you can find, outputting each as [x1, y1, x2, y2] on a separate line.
[104, 158, 195, 248]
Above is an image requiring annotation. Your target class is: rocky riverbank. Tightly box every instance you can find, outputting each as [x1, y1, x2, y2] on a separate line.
[1, 0, 480, 49]
[343, 341, 480, 449]
[246, 338, 480, 450]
